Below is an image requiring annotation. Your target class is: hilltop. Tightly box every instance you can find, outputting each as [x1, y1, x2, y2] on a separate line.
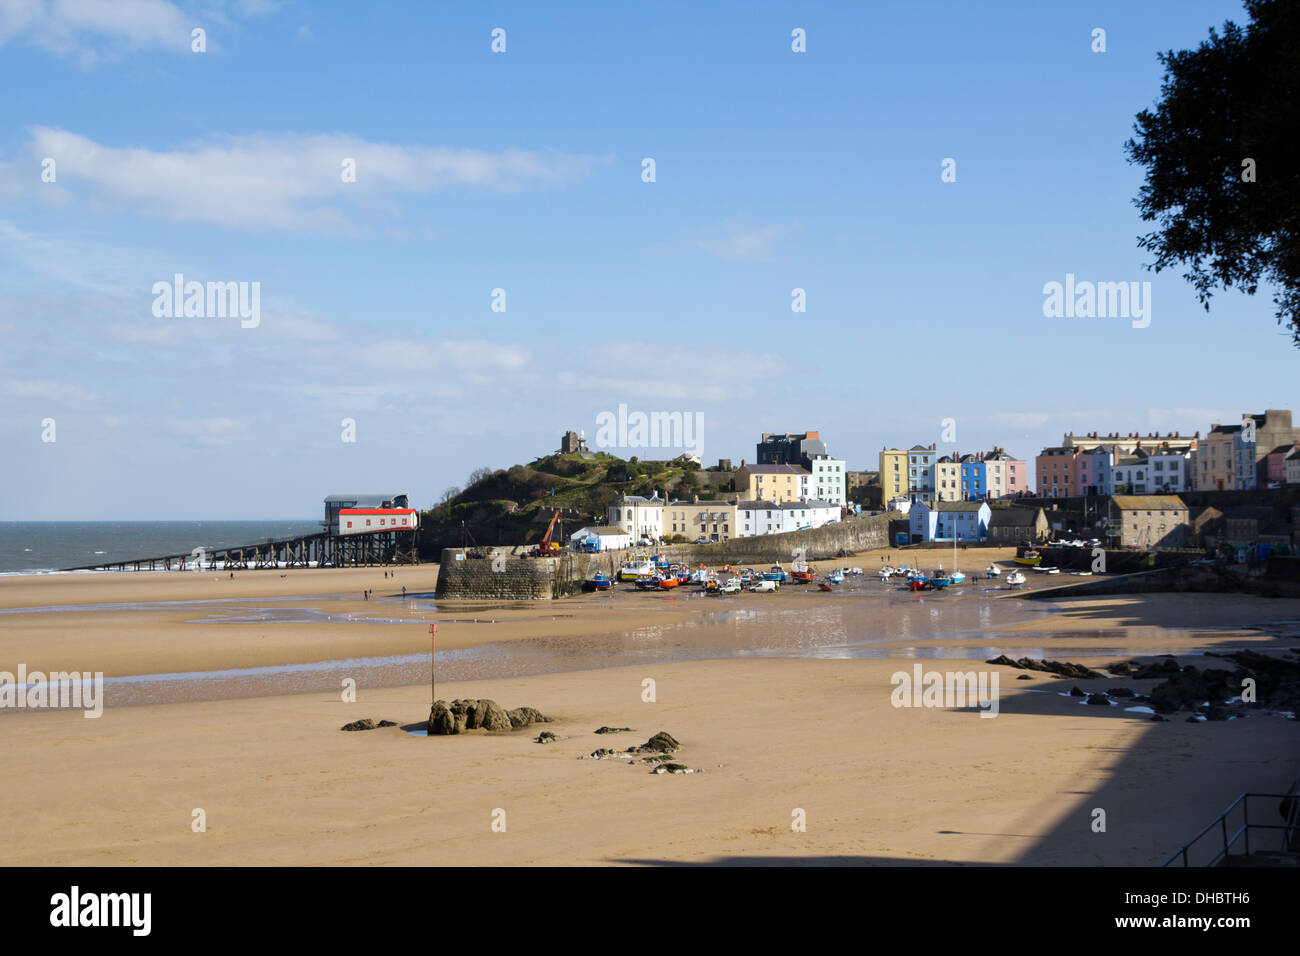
[416, 453, 718, 555]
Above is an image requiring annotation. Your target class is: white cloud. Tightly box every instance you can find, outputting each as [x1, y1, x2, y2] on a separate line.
[0, 0, 194, 65]
[21, 127, 612, 232]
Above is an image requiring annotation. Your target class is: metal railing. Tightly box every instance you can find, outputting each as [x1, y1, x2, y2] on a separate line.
[1163, 789, 1300, 866]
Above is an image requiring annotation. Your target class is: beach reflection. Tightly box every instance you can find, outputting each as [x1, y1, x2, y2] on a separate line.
[53, 585, 1284, 709]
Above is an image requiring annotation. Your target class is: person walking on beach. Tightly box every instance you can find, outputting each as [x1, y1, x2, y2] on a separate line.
[401, 586, 407, 598]
[363, 590, 368, 601]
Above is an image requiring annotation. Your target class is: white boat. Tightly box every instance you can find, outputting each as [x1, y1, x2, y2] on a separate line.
[619, 559, 654, 581]
[1033, 565, 1060, 574]
[1005, 571, 1027, 588]
[985, 565, 1001, 578]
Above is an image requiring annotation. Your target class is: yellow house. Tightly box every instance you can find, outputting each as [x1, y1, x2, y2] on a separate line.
[664, 499, 739, 541]
[878, 448, 909, 503]
[734, 464, 809, 504]
[933, 456, 961, 501]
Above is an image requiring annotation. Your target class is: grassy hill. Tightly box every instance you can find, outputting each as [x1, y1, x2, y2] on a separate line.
[416, 453, 713, 556]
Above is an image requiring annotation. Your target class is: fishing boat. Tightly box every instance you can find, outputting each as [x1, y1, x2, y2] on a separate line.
[1005, 570, 1027, 588]
[827, 569, 844, 585]
[790, 561, 816, 583]
[657, 575, 679, 589]
[878, 566, 896, 581]
[985, 564, 1001, 579]
[949, 570, 965, 585]
[929, 572, 951, 589]
[762, 563, 789, 583]
[1013, 544, 1042, 567]
[908, 576, 929, 592]
[618, 559, 654, 581]
[635, 573, 661, 590]
[590, 572, 613, 591]
[818, 580, 835, 591]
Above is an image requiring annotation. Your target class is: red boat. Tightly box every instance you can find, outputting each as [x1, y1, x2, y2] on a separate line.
[818, 582, 834, 592]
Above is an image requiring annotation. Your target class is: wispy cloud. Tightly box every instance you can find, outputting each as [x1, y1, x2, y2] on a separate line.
[21, 127, 613, 232]
[664, 219, 795, 262]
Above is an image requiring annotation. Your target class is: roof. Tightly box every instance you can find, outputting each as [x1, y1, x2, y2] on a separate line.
[573, 526, 631, 537]
[908, 444, 933, 452]
[1267, 444, 1297, 455]
[618, 494, 663, 505]
[736, 499, 781, 510]
[1288, 449, 1300, 461]
[739, 464, 810, 475]
[987, 507, 1042, 527]
[930, 500, 987, 512]
[780, 499, 835, 510]
[1110, 495, 1187, 510]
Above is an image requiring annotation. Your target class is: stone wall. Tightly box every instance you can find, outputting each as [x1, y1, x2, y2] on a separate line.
[435, 514, 892, 598]
[435, 548, 580, 600]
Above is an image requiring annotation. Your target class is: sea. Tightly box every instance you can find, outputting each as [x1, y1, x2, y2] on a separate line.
[0, 521, 324, 574]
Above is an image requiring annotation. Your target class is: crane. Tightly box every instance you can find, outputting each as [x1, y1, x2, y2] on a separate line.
[529, 509, 563, 556]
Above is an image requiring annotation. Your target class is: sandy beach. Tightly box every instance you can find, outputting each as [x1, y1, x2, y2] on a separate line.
[2, 550, 1298, 866]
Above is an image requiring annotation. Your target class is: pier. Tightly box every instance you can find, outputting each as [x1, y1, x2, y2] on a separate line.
[61, 529, 419, 572]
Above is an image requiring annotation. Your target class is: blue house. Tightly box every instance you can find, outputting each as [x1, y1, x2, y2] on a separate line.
[910, 500, 991, 542]
[959, 454, 986, 500]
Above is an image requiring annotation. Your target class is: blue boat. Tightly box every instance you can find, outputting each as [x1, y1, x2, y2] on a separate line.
[591, 572, 612, 591]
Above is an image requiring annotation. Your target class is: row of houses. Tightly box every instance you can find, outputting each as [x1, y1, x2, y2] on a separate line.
[907, 492, 1300, 555]
[878, 444, 1029, 505]
[599, 492, 842, 546]
[1035, 410, 1300, 497]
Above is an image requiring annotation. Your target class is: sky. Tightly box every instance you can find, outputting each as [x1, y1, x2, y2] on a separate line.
[0, 0, 1294, 520]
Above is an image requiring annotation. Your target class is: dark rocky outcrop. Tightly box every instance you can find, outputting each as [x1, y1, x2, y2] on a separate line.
[1086, 694, 1112, 706]
[1107, 661, 1134, 676]
[341, 718, 378, 731]
[652, 763, 693, 774]
[986, 655, 1104, 679]
[1069, 686, 1086, 697]
[1107, 687, 1137, 698]
[1149, 668, 1238, 714]
[508, 707, 552, 729]
[427, 698, 547, 735]
[594, 726, 633, 734]
[632, 731, 680, 754]
[1016, 674, 1033, 680]
[428, 701, 459, 735]
[1133, 658, 1182, 680]
[535, 731, 557, 744]
[377, 720, 397, 727]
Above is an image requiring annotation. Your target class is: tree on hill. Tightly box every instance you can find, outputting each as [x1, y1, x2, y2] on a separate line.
[1125, 0, 1300, 346]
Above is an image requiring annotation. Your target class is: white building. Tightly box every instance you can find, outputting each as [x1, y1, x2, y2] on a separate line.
[780, 499, 839, 532]
[808, 455, 846, 506]
[568, 526, 632, 551]
[736, 500, 784, 537]
[608, 493, 664, 542]
[888, 495, 912, 515]
[1146, 450, 1193, 493]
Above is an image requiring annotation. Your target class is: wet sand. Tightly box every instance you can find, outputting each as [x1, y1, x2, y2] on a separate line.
[2, 550, 1298, 866]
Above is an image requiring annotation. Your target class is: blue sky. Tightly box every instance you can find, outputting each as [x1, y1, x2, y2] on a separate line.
[1, 0, 1292, 520]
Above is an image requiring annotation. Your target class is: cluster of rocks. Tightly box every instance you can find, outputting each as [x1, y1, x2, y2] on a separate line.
[986, 655, 1104, 679]
[593, 726, 633, 735]
[340, 718, 398, 732]
[584, 730, 696, 773]
[1106, 650, 1300, 721]
[426, 698, 552, 736]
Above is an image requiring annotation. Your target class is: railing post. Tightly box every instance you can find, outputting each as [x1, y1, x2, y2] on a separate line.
[1221, 815, 1229, 863]
[1243, 798, 1250, 856]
